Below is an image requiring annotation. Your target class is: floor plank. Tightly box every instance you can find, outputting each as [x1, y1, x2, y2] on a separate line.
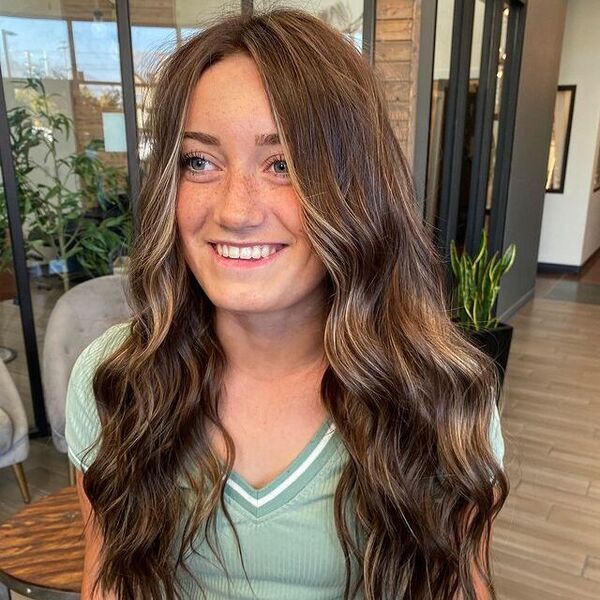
[494, 259, 600, 599]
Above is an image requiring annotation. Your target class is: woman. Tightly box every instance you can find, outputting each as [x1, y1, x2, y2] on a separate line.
[65, 7, 508, 600]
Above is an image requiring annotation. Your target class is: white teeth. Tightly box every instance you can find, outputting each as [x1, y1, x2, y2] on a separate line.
[216, 244, 281, 260]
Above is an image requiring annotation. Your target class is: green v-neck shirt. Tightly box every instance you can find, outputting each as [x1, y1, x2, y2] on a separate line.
[65, 322, 506, 599]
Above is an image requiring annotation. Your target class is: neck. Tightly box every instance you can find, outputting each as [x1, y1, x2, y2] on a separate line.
[214, 299, 328, 383]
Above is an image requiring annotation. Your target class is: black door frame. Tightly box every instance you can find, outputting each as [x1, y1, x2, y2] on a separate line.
[0, 79, 47, 436]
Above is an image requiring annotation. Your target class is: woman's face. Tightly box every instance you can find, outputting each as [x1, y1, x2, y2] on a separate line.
[176, 53, 328, 316]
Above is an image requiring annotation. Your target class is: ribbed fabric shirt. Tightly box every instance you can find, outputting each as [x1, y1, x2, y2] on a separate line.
[65, 322, 506, 600]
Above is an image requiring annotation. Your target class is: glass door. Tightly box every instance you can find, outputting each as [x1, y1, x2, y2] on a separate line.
[425, 0, 526, 271]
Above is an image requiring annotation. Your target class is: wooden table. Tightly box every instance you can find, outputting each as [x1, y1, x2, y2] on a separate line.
[0, 486, 83, 599]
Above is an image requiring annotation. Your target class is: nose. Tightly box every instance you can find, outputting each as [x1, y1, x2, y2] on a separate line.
[213, 171, 265, 231]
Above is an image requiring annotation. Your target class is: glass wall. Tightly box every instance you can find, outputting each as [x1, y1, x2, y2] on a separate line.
[425, 0, 486, 251]
[0, 1, 131, 428]
[484, 2, 509, 234]
[424, 0, 526, 261]
[424, 0, 454, 231]
[455, 0, 486, 251]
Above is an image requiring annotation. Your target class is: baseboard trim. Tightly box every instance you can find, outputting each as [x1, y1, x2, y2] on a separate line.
[538, 244, 600, 275]
[537, 262, 579, 274]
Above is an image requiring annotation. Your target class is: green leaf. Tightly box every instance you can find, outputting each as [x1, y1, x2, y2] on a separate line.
[450, 240, 460, 277]
[449, 228, 518, 328]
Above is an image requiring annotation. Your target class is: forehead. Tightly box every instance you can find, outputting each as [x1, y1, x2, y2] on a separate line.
[184, 53, 276, 132]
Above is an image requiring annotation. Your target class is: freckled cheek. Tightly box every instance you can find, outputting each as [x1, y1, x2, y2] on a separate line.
[175, 189, 208, 236]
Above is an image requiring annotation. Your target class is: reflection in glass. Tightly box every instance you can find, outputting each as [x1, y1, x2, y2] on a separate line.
[0, 16, 71, 79]
[132, 25, 179, 77]
[73, 20, 120, 82]
[546, 85, 576, 194]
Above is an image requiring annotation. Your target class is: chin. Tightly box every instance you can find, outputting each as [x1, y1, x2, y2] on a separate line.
[205, 289, 279, 314]
[216, 301, 280, 315]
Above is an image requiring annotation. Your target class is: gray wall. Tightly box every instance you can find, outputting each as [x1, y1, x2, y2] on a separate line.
[497, 0, 567, 320]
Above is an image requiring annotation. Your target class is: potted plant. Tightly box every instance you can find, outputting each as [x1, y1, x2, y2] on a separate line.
[6, 78, 132, 290]
[62, 140, 132, 279]
[449, 229, 516, 388]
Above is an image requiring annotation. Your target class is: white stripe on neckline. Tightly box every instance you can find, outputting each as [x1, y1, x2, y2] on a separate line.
[226, 422, 337, 509]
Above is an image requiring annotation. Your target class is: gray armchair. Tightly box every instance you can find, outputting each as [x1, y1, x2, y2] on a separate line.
[0, 356, 30, 503]
[42, 274, 132, 484]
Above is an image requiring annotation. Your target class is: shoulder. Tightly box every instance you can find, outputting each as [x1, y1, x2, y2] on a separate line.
[68, 321, 132, 391]
[65, 321, 132, 472]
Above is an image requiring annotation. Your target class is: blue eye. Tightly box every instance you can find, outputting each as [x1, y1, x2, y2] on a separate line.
[269, 157, 290, 178]
[181, 153, 211, 172]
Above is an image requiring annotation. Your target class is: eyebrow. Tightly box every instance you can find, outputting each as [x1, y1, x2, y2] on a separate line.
[183, 131, 281, 146]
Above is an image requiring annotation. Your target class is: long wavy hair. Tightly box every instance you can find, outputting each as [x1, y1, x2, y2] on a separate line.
[83, 7, 509, 600]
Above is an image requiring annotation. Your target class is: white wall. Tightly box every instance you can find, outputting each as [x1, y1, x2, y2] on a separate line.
[538, 0, 600, 266]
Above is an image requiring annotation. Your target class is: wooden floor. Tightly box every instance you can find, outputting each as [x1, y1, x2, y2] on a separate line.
[1, 264, 600, 599]
[493, 270, 600, 599]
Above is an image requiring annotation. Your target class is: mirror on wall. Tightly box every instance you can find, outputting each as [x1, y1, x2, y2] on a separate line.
[546, 85, 576, 194]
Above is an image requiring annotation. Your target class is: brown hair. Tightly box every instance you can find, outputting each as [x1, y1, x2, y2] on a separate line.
[83, 7, 509, 599]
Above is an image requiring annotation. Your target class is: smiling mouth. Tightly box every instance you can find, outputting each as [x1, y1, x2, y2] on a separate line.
[208, 243, 286, 262]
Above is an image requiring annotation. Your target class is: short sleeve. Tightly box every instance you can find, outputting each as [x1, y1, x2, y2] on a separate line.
[489, 400, 505, 470]
[65, 322, 131, 473]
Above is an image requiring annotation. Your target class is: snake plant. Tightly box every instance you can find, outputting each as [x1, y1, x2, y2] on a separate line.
[449, 229, 516, 331]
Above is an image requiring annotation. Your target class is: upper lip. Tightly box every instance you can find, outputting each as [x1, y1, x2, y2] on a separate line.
[208, 241, 288, 247]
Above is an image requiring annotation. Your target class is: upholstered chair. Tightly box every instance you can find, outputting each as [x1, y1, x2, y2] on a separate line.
[42, 274, 132, 485]
[0, 357, 30, 503]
